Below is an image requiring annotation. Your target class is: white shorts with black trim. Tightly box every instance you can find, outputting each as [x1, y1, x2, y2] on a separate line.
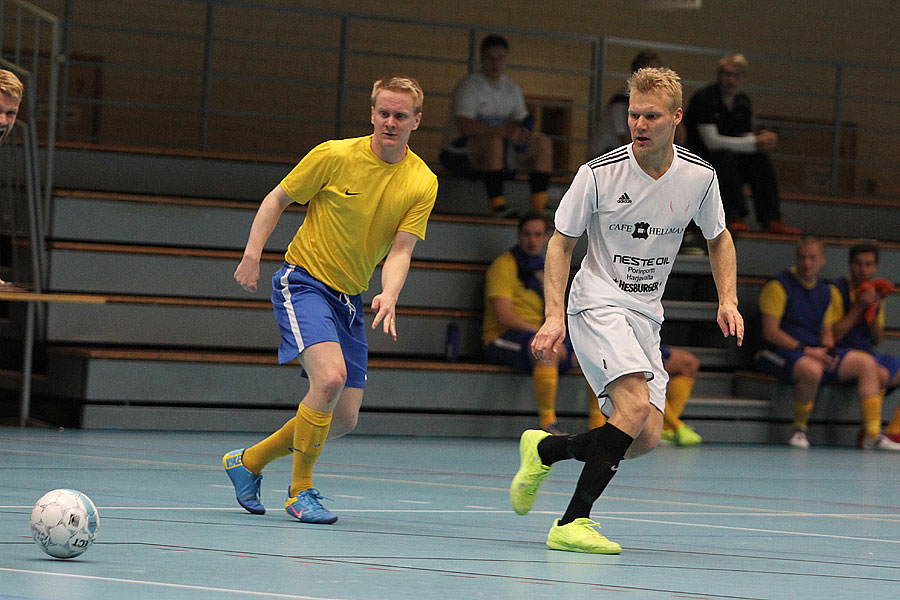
[568, 305, 668, 416]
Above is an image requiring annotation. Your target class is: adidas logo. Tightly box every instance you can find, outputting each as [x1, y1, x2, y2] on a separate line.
[617, 193, 631, 204]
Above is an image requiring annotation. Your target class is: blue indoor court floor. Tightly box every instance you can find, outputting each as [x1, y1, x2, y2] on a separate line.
[1, 427, 899, 599]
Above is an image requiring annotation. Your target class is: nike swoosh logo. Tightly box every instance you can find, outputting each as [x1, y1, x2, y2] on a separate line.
[344, 189, 361, 196]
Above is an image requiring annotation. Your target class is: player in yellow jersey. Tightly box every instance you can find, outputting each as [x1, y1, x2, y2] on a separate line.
[223, 75, 438, 524]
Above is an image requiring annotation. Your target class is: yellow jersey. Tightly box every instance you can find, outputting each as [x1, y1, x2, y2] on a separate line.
[482, 251, 544, 345]
[281, 136, 438, 295]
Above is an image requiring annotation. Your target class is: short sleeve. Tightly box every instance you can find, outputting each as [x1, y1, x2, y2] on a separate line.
[280, 141, 333, 205]
[824, 285, 842, 326]
[759, 280, 787, 318]
[397, 174, 438, 241]
[696, 171, 726, 240]
[485, 253, 518, 300]
[554, 164, 596, 238]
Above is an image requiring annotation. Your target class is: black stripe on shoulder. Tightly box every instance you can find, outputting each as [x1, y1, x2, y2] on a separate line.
[587, 147, 627, 166]
[587, 148, 629, 170]
[675, 146, 714, 171]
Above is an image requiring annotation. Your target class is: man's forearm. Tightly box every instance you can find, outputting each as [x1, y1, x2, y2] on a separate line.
[708, 231, 738, 307]
[543, 233, 574, 320]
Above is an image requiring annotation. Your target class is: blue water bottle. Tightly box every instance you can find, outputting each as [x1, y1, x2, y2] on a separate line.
[445, 322, 460, 363]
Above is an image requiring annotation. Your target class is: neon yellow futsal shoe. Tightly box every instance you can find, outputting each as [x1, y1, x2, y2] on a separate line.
[659, 428, 676, 443]
[546, 518, 622, 554]
[674, 424, 702, 447]
[510, 429, 551, 515]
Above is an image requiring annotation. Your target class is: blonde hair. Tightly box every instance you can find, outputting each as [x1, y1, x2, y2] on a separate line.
[627, 67, 682, 112]
[371, 75, 424, 115]
[718, 53, 749, 73]
[0, 69, 24, 101]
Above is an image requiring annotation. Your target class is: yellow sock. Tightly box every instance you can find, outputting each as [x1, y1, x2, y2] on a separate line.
[860, 394, 884, 438]
[532, 364, 558, 428]
[241, 417, 295, 474]
[530, 190, 548, 212]
[663, 375, 694, 431]
[792, 399, 814, 431]
[490, 195, 506, 212]
[290, 404, 332, 495]
[885, 403, 900, 437]
[587, 382, 607, 430]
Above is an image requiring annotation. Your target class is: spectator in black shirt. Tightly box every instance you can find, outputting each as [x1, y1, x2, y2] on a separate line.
[684, 54, 800, 235]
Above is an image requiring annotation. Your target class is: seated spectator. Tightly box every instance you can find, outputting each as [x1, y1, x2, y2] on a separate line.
[755, 236, 900, 450]
[440, 34, 553, 218]
[589, 345, 703, 446]
[832, 242, 900, 443]
[683, 54, 800, 235]
[483, 213, 572, 433]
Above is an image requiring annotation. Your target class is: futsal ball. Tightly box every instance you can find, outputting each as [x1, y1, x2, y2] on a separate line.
[29, 489, 100, 559]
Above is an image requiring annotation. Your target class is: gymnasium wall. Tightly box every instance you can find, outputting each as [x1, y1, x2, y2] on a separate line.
[20, 0, 900, 195]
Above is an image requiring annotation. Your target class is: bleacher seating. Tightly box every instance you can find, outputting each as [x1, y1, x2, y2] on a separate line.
[2, 143, 898, 442]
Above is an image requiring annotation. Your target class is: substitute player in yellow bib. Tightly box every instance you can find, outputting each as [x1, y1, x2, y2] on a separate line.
[224, 75, 438, 524]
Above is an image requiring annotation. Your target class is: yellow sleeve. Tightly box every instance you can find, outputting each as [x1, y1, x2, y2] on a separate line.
[279, 141, 334, 205]
[878, 302, 886, 328]
[758, 280, 787, 317]
[397, 173, 438, 241]
[823, 285, 842, 326]
[485, 253, 518, 301]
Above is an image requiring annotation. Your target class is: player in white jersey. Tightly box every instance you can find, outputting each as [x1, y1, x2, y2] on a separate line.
[510, 67, 743, 554]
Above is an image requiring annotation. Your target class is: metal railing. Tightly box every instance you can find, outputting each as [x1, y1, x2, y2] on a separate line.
[34, 1, 897, 198]
[7, 1, 900, 198]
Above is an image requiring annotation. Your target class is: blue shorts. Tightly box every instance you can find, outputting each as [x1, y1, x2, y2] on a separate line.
[271, 263, 367, 389]
[660, 344, 671, 364]
[483, 329, 574, 374]
[754, 347, 849, 385]
[874, 353, 900, 383]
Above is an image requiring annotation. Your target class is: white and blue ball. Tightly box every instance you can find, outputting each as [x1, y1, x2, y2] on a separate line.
[29, 489, 100, 559]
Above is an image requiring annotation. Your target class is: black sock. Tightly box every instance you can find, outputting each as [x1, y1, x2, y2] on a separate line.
[483, 170, 505, 202]
[529, 171, 550, 194]
[558, 423, 633, 525]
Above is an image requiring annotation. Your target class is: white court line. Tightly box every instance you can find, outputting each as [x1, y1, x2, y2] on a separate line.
[2, 506, 899, 519]
[0, 568, 348, 600]
[594, 514, 900, 545]
[4, 506, 899, 544]
[4, 448, 897, 521]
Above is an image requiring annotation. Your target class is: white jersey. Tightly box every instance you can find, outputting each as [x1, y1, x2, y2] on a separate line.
[555, 144, 725, 324]
[441, 72, 529, 152]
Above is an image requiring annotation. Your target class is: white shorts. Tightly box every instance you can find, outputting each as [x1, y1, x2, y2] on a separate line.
[568, 306, 668, 416]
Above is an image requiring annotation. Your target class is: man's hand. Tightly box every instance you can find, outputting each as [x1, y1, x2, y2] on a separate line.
[530, 315, 566, 361]
[755, 129, 778, 152]
[371, 293, 397, 341]
[234, 257, 261, 293]
[716, 302, 744, 346]
[804, 346, 838, 371]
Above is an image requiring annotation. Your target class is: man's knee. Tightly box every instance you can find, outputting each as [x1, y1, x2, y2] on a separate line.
[329, 412, 358, 439]
[792, 358, 823, 386]
[313, 367, 348, 399]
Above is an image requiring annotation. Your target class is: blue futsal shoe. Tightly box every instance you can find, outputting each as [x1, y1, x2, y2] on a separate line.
[285, 487, 338, 524]
[223, 448, 265, 514]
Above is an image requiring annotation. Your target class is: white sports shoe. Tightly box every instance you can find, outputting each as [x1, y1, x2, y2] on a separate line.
[861, 433, 900, 451]
[787, 429, 810, 449]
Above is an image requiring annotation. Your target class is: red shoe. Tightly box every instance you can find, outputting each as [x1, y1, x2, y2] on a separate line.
[726, 219, 749, 233]
[766, 220, 801, 235]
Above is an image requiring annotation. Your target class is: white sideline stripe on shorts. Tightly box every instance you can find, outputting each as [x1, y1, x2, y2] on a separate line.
[0, 568, 349, 600]
[280, 266, 305, 354]
[490, 337, 523, 352]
